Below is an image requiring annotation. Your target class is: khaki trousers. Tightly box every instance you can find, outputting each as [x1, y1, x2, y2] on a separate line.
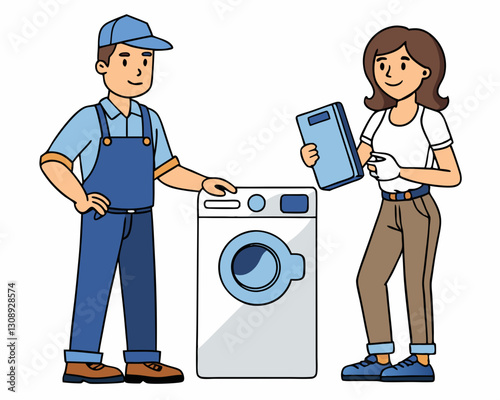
[357, 194, 440, 354]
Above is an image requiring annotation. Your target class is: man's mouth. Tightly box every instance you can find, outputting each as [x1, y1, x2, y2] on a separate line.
[385, 80, 402, 87]
[128, 80, 143, 86]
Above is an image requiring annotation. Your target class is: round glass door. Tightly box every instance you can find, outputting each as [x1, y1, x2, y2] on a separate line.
[232, 244, 280, 291]
[219, 231, 305, 305]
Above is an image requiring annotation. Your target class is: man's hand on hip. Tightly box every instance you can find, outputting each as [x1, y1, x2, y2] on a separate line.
[75, 193, 111, 215]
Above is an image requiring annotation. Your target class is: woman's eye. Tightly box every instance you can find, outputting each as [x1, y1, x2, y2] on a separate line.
[401, 62, 406, 70]
[122, 59, 127, 67]
[379, 62, 385, 71]
[143, 59, 148, 67]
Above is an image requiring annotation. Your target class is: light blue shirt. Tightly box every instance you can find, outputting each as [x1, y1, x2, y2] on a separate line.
[46, 98, 174, 180]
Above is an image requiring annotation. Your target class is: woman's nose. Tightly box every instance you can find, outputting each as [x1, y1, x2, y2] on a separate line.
[385, 65, 392, 78]
[137, 68, 142, 77]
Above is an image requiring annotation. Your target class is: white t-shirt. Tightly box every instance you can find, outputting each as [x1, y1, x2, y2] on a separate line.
[360, 105, 453, 193]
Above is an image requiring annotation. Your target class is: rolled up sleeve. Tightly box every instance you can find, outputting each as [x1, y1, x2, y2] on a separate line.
[40, 152, 73, 170]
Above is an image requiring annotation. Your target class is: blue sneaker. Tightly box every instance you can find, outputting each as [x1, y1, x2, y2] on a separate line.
[380, 355, 434, 382]
[341, 355, 391, 381]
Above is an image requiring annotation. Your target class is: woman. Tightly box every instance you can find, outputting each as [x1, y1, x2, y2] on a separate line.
[301, 26, 461, 382]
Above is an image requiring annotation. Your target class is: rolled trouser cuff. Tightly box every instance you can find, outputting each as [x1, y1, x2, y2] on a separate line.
[367, 342, 394, 355]
[123, 350, 161, 363]
[65, 350, 103, 363]
[410, 344, 436, 355]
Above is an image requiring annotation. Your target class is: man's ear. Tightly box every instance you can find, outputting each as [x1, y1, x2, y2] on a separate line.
[95, 61, 108, 75]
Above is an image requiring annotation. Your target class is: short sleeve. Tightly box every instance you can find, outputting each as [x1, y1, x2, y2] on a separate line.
[421, 108, 453, 150]
[41, 106, 100, 168]
[149, 109, 179, 179]
[360, 110, 386, 145]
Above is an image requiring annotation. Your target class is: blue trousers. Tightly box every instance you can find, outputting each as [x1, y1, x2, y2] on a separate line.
[65, 210, 160, 363]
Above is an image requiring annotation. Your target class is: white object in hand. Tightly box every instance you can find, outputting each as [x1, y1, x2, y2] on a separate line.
[367, 152, 401, 181]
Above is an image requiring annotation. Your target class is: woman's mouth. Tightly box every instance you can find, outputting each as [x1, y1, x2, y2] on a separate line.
[128, 80, 143, 86]
[385, 80, 402, 87]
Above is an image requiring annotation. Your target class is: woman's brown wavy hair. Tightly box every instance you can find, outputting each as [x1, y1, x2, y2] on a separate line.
[363, 26, 448, 111]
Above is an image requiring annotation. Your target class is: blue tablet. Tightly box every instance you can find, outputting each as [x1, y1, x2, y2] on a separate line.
[297, 102, 363, 190]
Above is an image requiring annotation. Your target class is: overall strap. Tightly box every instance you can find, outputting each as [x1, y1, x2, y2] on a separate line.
[95, 104, 110, 138]
[139, 104, 152, 141]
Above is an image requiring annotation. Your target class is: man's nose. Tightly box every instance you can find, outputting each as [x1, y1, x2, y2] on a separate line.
[137, 68, 142, 77]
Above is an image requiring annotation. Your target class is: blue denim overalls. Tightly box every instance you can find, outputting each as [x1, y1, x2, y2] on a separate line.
[65, 102, 161, 364]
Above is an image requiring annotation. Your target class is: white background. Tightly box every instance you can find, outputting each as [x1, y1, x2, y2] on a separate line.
[1, 0, 498, 398]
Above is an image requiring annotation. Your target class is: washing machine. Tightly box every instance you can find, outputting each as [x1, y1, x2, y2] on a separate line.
[197, 187, 317, 378]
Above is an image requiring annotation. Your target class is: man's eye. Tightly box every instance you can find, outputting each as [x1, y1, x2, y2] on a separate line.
[143, 59, 148, 67]
[401, 62, 406, 70]
[379, 62, 385, 71]
[123, 59, 127, 67]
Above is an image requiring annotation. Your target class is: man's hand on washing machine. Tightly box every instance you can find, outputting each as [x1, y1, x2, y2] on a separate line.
[202, 178, 237, 196]
[159, 166, 236, 195]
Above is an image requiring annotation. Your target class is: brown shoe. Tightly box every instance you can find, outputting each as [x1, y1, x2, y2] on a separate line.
[63, 362, 124, 383]
[125, 362, 184, 384]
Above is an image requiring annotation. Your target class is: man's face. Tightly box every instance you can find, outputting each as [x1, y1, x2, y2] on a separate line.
[96, 43, 154, 98]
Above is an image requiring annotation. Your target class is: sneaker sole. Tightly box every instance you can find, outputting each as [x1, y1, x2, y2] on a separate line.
[341, 374, 381, 381]
[63, 374, 124, 384]
[381, 375, 434, 382]
[124, 374, 184, 384]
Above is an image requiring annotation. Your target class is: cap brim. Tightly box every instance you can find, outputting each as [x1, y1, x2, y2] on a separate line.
[124, 36, 173, 50]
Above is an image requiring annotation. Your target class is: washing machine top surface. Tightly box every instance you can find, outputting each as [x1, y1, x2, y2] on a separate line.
[198, 187, 317, 218]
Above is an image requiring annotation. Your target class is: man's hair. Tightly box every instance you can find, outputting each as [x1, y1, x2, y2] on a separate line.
[97, 44, 117, 66]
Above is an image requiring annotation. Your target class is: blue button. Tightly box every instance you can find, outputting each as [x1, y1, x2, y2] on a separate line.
[248, 194, 265, 212]
[280, 195, 309, 213]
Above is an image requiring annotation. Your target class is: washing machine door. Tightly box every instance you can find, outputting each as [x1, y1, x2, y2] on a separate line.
[219, 231, 305, 305]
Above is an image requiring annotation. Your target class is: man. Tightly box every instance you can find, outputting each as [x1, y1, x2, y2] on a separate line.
[40, 15, 236, 384]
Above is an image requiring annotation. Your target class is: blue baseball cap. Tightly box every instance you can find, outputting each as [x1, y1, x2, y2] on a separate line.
[98, 15, 172, 50]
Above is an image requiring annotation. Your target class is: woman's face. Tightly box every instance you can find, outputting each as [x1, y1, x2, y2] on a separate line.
[373, 45, 430, 101]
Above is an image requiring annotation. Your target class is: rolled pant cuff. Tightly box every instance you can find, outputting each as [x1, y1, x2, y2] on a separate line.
[367, 342, 394, 355]
[65, 350, 103, 363]
[123, 350, 161, 363]
[410, 344, 436, 355]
